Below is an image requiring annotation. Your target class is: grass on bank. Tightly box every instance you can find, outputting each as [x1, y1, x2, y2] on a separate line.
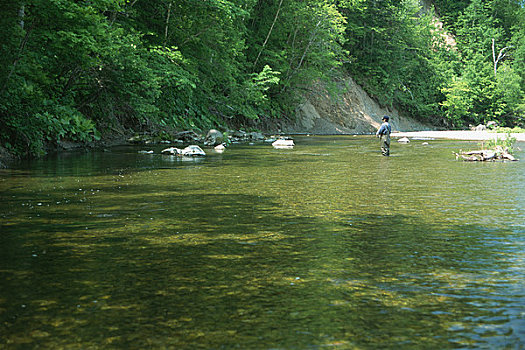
[488, 126, 525, 134]
[480, 132, 517, 155]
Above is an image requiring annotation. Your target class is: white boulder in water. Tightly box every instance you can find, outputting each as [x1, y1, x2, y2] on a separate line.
[182, 145, 206, 156]
[214, 144, 226, 153]
[272, 138, 294, 148]
[161, 147, 182, 155]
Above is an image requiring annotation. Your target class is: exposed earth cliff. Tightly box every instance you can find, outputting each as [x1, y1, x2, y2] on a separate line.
[283, 77, 434, 135]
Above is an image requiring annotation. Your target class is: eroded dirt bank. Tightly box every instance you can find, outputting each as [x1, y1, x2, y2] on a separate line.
[282, 77, 434, 135]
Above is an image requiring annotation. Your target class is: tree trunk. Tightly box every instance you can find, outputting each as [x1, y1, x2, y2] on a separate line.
[492, 38, 511, 77]
[281, 19, 321, 93]
[253, 0, 284, 69]
[164, 1, 172, 46]
[2, 18, 35, 94]
[19, 5, 25, 29]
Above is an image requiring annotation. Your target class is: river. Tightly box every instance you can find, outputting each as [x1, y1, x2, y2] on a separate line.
[1, 136, 524, 349]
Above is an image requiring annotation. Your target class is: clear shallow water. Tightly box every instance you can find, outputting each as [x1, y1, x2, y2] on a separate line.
[1, 136, 524, 349]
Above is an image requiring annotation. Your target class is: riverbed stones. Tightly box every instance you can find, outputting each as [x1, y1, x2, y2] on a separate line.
[174, 130, 202, 143]
[247, 131, 265, 141]
[475, 124, 487, 132]
[128, 134, 147, 143]
[233, 130, 247, 139]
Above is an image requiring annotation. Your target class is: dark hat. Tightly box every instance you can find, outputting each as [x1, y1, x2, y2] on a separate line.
[382, 115, 389, 121]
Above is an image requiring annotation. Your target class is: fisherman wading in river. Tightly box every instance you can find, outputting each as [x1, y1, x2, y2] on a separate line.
[376, 116, 391, 156]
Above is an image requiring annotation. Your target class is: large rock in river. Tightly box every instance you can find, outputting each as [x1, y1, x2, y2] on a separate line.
[205, 129, 224, 146]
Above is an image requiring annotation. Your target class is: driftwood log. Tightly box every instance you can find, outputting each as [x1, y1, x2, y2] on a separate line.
[455, 146, 518, 161]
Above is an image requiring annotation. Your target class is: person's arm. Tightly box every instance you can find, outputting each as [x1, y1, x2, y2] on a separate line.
[376, 124, 385, 137]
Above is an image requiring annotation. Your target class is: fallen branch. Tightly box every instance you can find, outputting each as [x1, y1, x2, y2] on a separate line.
[454, 148, 518, 162]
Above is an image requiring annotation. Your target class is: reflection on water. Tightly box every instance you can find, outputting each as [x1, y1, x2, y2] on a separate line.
[1, 136, 524, 349]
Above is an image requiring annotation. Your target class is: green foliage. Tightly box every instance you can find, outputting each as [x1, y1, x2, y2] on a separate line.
[252, 65, 281, 93]
[495, 64, 523, 118]
[342, 0, 453, 121]
[440, 78, 473, 127]
[490, 126, 525, 133]
[455, 0, 502, 54]
[1, 0, 525, 157]
[229, 65, 281, 119]
[431, 0, 471, 30]
[247, 0, 348, 97]
[439, 0, 525, 127]
[483, 132, 516, 153]
[36, 103, 100, 143]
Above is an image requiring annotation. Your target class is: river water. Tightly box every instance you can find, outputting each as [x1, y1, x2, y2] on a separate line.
[1, 136, 524, 349]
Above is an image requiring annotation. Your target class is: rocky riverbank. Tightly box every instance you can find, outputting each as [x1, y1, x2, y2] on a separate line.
[0, 74, 435, 168]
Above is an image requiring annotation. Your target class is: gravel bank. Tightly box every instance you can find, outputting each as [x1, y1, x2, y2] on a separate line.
[392, 130, 525, 142]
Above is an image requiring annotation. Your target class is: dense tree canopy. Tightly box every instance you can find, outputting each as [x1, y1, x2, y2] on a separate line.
[1, 0, 524, 156]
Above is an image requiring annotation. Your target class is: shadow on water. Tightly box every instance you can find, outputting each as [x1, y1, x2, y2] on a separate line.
[1, 137, 524, 349]
[1, 189, 320, 349]
[2, 207, 524, 348]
